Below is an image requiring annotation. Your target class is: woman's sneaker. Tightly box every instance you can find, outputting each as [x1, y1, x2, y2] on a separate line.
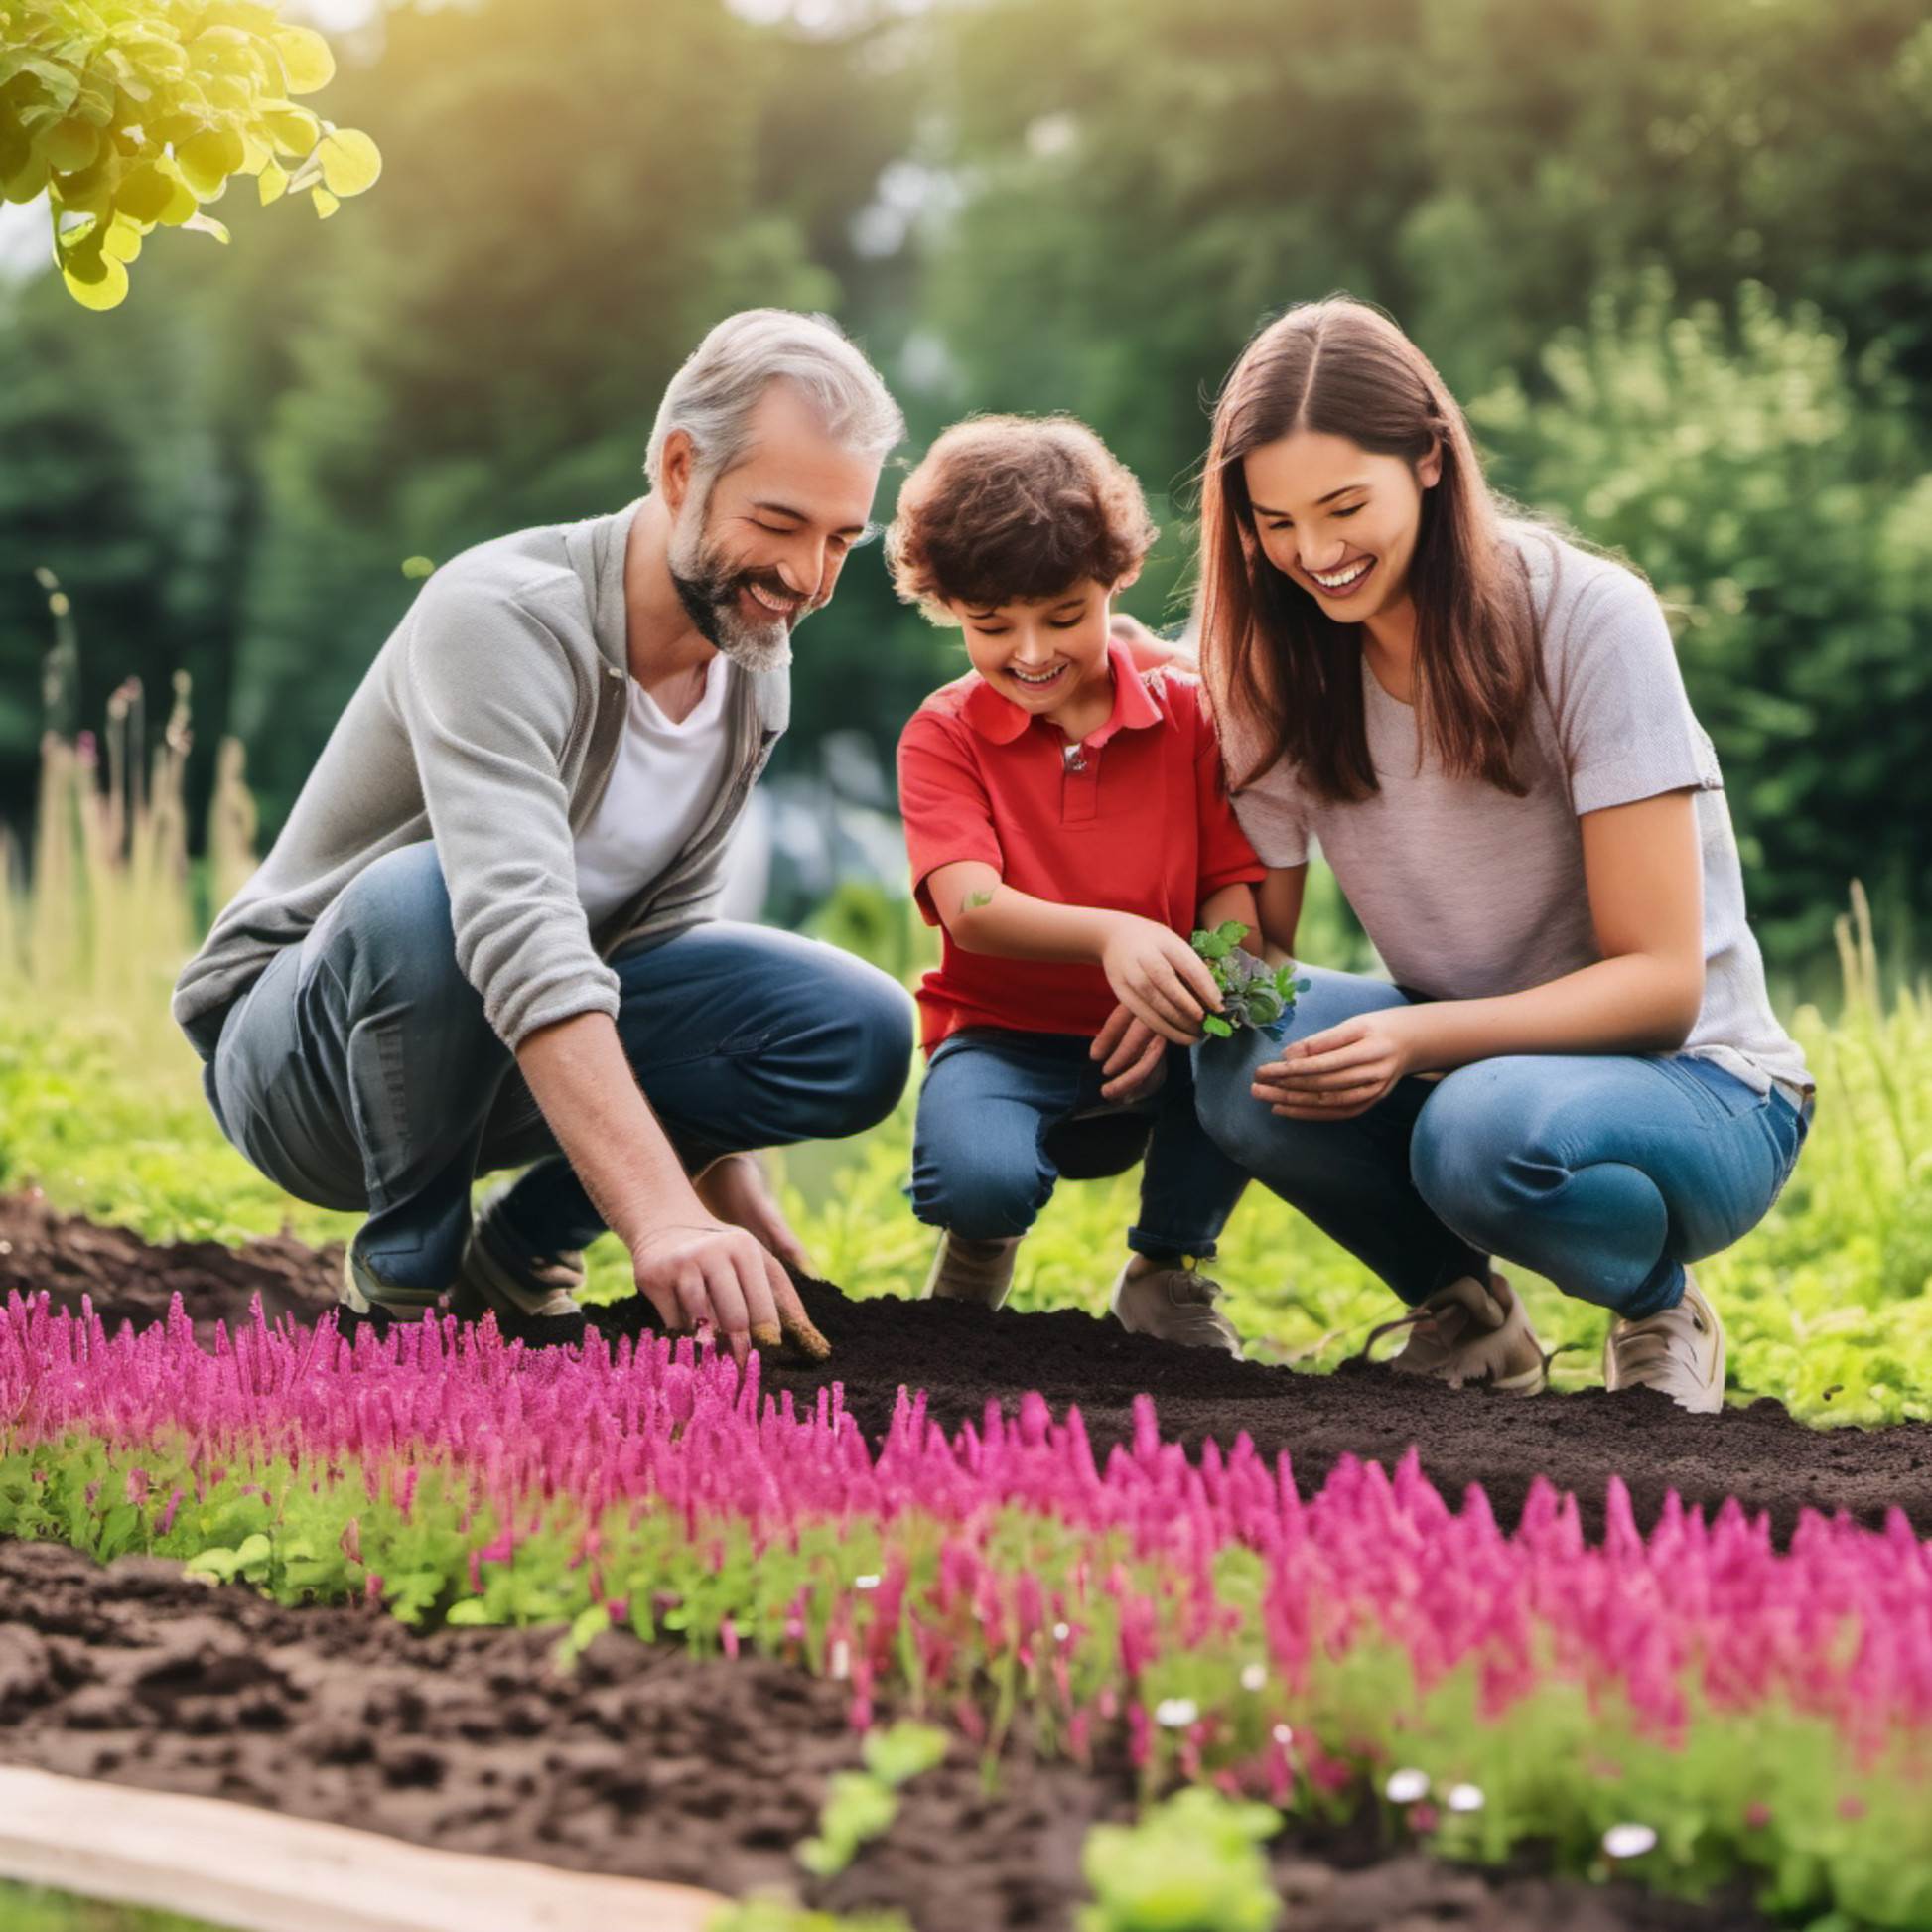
[1603, 1274, 1725, 1413]
[922, 1232, 1021, 1308]
[1372, 1273, 1547, 1393]
[1109, 1259, 1244, 1357]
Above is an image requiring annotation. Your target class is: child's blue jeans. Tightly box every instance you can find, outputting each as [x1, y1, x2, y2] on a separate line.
[910, 1026, 1249, 1260]
[1193, 965, 1809, 1320]
[196, 841, 914, 1292]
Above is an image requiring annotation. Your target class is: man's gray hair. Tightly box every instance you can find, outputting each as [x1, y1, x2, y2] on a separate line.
[646, 309, 904, 489]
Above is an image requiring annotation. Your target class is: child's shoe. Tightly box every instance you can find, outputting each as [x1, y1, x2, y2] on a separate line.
[923, 1232, 1021, 1308]
[1109, 1257, 1243, 1356]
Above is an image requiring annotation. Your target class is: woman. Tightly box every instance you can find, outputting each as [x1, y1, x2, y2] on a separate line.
[1188, 296, 1811, 1410]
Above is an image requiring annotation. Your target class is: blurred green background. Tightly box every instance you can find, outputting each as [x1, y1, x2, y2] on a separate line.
[2, 0, 1929, 973]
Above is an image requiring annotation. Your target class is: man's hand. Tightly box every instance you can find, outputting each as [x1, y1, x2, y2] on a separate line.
[1099, 914, 1224, 1043]
[629, 1217, 830, 1363]
[1091, 1002, 1168, 1102]
[695, 1150, 816, 1277]
[1252, 1007, 1423, 1121]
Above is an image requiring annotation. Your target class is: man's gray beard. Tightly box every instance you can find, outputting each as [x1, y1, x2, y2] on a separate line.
[668, 522, 796, 676]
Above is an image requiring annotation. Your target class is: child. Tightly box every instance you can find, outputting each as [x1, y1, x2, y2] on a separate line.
[889, 415, 1264, 1353]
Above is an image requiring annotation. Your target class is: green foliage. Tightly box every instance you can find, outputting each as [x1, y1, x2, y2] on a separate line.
[794, 1723, 947, 1878]
[0, 1876, 229, 1931]
[1190, 921, 1309, 1037]
[0, 0, 378, 309]
[708, 1903, 909, 1932]
[1475, 278, 1932, 962]
[1078, 1788, 1283, 1932]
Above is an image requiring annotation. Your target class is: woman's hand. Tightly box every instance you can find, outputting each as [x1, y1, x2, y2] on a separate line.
[1091, 1003, 1169, 1102]
[1253, 1005, 1427, 1120]
[1099, 915, 1223, 1043]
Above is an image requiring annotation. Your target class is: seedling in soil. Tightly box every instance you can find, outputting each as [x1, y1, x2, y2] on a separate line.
[796, 1722, 950, 1877]
[1190, 922, 1311, 1038]
[1078, 1785, 1283, 1932]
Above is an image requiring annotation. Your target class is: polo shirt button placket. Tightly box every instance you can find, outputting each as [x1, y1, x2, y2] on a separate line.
[1061, 737, 1101, 824]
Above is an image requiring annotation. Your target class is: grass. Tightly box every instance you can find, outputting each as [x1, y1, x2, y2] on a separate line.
[0, 1878, 225, 1932]
[0, 687, 1925, 1424]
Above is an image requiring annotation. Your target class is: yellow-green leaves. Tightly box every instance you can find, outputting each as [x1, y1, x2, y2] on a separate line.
[316, 124, 377, 197]
[3, 0, 382, 309]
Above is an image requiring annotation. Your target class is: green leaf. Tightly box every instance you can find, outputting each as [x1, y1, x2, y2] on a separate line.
[176, 124, 243, 198]
[1201, 1015, 1234, 1037]
[38, 115, 100, 173]
[316, 125, 379, 197]
[861, 1721, 948, 1788]
[273, 25, 335, 92]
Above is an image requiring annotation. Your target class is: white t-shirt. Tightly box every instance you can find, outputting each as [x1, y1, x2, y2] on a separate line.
[574, 660, 735, 928]
[1225, 528, 1810, 1100]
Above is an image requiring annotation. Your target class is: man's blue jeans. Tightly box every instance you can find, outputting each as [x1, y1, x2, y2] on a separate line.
[1193, 965, 1809, 1320]
[910, 1027, 1249, 1260]
[198, 843, 914, 1291]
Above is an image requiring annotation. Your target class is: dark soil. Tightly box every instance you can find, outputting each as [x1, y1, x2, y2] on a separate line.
[0, 1190, 1911, 1927]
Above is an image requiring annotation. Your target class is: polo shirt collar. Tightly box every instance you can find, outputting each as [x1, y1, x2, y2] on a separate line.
[959, 638, 1164, 747]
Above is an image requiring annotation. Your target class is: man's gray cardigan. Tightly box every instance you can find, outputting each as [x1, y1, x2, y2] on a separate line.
[173, 501, 786, 1057]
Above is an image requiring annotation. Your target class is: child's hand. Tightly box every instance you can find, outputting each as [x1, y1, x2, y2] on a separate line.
[1099, 915, 1224, 1043]
[1091, 1003, 1169, 1102]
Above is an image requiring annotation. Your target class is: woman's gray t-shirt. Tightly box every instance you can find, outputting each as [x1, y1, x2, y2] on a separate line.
[1225, 529, 1810, 1100]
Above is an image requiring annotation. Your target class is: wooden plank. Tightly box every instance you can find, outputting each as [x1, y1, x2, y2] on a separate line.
[0, 1766, 730, 1932]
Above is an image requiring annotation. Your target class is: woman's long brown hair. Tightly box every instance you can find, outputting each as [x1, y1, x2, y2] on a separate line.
[1200, 297, 1537, 801]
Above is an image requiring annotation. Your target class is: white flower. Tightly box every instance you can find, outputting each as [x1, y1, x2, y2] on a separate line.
[854, 1575, 880, 1590]
[1385, 1767, 1432, 1805]
[1603, 1823, 1658, 1860]
[1153, 1697, 1199, 1728]
[1239, 1664, 1267, 1692]
[1447, 1784, 1484, 1813]
[1272, 1725, 1294, 1747]
[1053, 1621, 1070, 1642]
[829, 1639, 851, 1681]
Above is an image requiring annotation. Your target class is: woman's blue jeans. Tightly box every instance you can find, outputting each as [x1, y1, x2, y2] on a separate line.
[1193, 965, 1809, 1320]
[910, 1027, 1249, 1260]
[198, 842, 914, 1293]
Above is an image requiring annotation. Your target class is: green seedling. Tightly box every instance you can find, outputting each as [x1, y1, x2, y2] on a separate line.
[1190, 922, 1311, 1038]
[1078, 1786, 1284, 1932]
[708, 1900, 911, 1932]
[796, 1722, 950, 1878]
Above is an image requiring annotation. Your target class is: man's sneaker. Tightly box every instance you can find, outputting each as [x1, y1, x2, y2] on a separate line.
[1603, 1274, 1725, 1413]
[450, 1199, 588, 1325]
[1373, 1273, 1546, 1393]
[339, 1246, 443, 1324]
[922, 1232, 1020, 1309]
[1109, 1259, 1244, 1357]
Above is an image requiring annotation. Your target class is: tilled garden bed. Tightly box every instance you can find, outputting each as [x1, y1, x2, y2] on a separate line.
[1, 1191, 1920, 1927]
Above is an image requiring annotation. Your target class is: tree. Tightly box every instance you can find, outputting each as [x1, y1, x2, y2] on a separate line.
[0, 0, 378, 309]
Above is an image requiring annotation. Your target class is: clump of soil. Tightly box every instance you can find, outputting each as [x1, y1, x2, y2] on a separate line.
[4, 1189, 1927, 1546]
[0, 1541, 1768, 1932]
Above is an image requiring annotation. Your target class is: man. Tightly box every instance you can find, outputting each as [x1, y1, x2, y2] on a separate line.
[173, 310, 914, 1361]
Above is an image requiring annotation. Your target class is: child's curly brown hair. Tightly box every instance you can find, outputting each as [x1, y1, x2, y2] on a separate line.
[887, 414, 1158, 621]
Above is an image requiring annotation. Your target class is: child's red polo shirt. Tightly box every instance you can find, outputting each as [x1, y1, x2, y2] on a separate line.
[897, 640, 1264, 1051]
